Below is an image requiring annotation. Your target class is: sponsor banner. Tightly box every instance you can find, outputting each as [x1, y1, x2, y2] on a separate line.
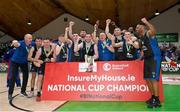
[161, 61, 180, 74]
[41, 61, 163, 101]
[156, 33, 178, 42]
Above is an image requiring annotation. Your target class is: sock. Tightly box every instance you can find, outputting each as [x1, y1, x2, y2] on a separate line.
[37, 92, 41, 97]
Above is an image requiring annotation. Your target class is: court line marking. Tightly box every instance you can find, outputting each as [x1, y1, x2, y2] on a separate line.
[9, 94, 32, 112]
[9, 92, 68, 112]
[0, 84, 68, 111]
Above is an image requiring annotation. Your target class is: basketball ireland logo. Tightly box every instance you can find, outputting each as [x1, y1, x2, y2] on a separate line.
[103, 63, 111, 71]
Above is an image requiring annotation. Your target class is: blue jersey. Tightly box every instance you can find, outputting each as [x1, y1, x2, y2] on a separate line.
[149, 36, 161, 59]
[98, 39, 114, 61]
[11, 40, 31, 64]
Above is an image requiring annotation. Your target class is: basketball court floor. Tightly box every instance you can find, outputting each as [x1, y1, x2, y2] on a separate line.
[0, 73, 180, 111]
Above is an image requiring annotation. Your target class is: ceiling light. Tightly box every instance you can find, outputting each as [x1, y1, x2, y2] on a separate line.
[85, 16, 89, 21]
[27, 20, 32, 26]
[155, 9, 160, 16]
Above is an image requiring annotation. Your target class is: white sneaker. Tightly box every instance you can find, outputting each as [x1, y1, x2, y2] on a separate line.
[28, 91, 34, 98]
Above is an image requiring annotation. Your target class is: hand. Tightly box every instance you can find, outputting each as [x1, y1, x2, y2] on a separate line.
[127, 40, 133, 45]
[11, 40, 18, 46]
[65, 27, 69, 32]
[33, 62, 40, 67]
[141, 18, 148, 23]
[61, 42, 64, 47]
[69, 21, 75, 26]
[111, 21, 116, 26]
[51, 58, 55, 62]
[110, 35, 115, 41]
[96, 20, 99, 25]
[106, 19, 111, 24]
[94, 24, 98, 31]
[38, 60, 43, 64]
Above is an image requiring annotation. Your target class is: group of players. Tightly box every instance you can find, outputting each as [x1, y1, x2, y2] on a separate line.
[7, 17, 161, 108]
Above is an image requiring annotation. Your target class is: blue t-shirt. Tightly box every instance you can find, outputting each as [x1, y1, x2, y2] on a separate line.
[11, 40, 31, 64]
[98, 39, 114, 61]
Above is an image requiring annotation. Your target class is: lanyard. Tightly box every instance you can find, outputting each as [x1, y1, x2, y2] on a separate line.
[26, 46, 29, 53]
[44, 47, 51, 58]
[86, 42, 91, 54]
[101, 40, 108, 49]
[126, 43, 131, 52]
[61, 45, 67, 54]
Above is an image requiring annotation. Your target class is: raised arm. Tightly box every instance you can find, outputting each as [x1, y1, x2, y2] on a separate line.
[92, 24, 99, 44]
[69, 21, 75, 40]
[105, 19, 111, 35]
[65, 27, 73, 46]
[93, 44, 99, 60]
[141, 18, 156, 37]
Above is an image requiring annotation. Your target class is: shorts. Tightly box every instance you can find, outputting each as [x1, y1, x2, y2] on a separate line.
[37, 63, 45, 75]
[144, 57, 161, 80]
[30, 63, 38, 73]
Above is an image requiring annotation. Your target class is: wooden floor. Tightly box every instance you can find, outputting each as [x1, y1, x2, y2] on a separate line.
[0, 73, 67, 111]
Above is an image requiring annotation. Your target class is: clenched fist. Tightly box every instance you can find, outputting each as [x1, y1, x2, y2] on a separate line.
[141, 18, 148, 24]
[69, 21, 75, 26]
[106, 19, 111, 24]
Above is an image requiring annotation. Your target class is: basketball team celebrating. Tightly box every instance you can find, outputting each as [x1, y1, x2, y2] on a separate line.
[8, 17, 161, 108]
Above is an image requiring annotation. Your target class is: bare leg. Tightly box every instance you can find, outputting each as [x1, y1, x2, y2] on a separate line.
[151, 80, 159, 97]
[31, 72, 36, 90]
[146, 80, 154, 95]
[37, 75, 43, 93]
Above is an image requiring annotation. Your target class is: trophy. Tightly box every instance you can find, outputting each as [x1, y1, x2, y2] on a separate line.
[127, 52, 133, 58]
[85, 55, 94, 72]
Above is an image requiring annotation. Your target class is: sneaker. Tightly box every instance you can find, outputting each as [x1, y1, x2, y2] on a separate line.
[146, 97, 153, 104]
[20, 92, 28, 97]
[8, 94, 13, 100]
[147, 98, 161, 108]
[36, 96, 41, 102]
[28, 91, 34, 98]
